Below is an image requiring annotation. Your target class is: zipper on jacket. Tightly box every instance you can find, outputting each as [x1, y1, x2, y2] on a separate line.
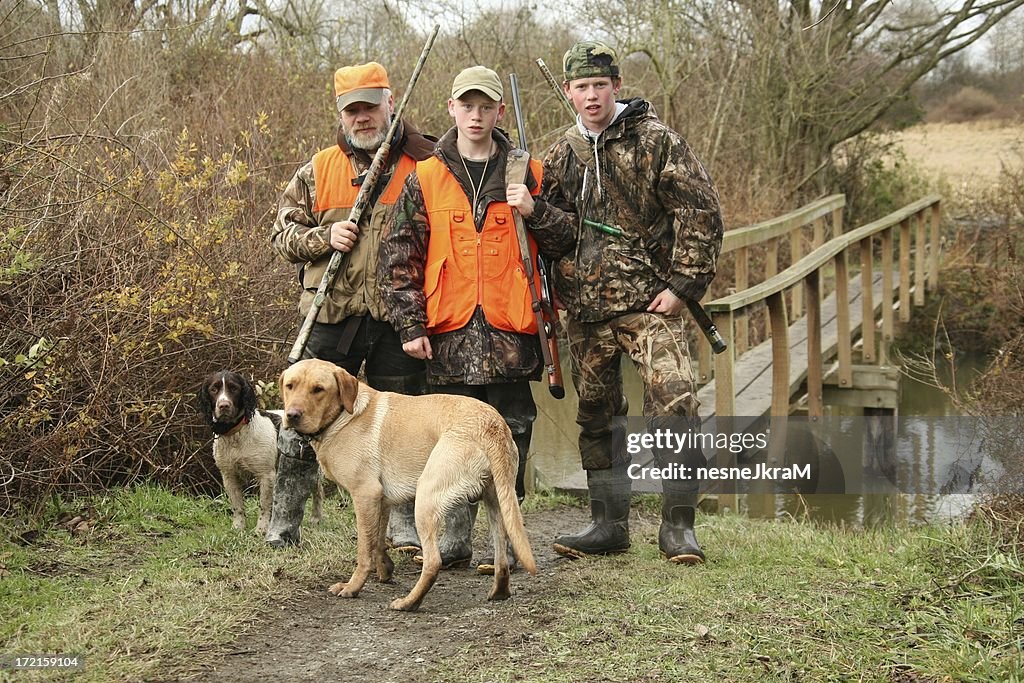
[476, 233, 484, 306]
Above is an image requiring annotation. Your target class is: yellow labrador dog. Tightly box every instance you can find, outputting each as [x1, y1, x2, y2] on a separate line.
[280, 359, 536, 611]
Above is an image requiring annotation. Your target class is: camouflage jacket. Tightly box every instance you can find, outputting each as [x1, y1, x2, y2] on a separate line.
[543, 98, 723, 323]
[378, 127, 576, 385]
[270, 121, 435, 323]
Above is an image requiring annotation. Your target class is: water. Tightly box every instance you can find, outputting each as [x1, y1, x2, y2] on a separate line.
[529, 349, 995, 525]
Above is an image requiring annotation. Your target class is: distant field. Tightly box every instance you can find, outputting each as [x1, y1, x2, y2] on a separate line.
[886, 120, 1024, 188]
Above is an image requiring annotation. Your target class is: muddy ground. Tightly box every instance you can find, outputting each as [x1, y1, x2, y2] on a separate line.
[175, 507, 592, 682]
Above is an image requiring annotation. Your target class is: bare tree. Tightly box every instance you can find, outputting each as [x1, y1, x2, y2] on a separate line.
[571, 0, 1024, 195]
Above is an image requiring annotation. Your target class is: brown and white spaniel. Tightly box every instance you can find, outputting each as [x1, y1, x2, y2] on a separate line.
[196, 370, 284, 534]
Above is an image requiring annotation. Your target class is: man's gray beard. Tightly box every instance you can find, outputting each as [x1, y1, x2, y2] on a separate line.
[345, 116, 392, 152]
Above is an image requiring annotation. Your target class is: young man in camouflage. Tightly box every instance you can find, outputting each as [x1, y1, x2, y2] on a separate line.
[545, 42, 724, 564]
[379, 66, 574, 570]
[267, 62, 435, 549]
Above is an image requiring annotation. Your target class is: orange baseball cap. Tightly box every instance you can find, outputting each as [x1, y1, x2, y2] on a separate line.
[334, 62, 391, 112]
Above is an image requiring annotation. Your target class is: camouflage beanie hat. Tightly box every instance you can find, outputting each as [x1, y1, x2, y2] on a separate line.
[563, 41, 620, 82]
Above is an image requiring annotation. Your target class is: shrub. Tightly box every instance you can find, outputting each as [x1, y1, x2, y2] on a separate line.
[928, 86, 1003, 123]
[0, 122, 295, 513]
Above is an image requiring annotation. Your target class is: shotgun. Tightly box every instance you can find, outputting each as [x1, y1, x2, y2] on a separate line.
[287, 25, 440, 364]
[508, 73, 565, 399]
[534, 58, 726, 355]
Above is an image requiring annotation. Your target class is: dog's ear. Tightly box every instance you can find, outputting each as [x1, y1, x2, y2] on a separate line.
[240, 375, 258, 419]
[278, 370, 288, 403]
[334, 367, 358, 414]
[196, 377, 214, 422]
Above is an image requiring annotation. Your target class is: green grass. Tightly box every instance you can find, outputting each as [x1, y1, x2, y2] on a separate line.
[439, 513, 1024, 683]
[0, 484, 360, 682]
[1, 486, 1021, 682]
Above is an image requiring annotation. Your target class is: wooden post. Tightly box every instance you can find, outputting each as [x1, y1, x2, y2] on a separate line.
[735, 246, 749, 353]
[698, 335, 712, 384]
[929, 201, 941, 291]
[882, 227, 895, 341]
[804, 272, 824, 419]
[899, 218, 911, 322]
[832, 206, 844, 238]
[766, 237, 779, 280]
[790, 228, 803, 319]
[835, 249, 852, 387]
[914, 211, 926, 307]
[767, 292, 790, 417]
[860, 236, 875, 364]
[881, 227, 895, 365]
[713, 310, 735, 419]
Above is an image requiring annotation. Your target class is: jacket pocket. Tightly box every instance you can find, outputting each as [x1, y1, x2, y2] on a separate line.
[507, 266, 537, 333]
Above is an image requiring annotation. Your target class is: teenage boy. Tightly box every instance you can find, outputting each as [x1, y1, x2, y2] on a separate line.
[379, 66, 574, 569]
[544, 42, 724, 564]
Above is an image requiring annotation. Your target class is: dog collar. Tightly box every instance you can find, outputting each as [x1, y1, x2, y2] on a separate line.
[212, 415, 249, 438]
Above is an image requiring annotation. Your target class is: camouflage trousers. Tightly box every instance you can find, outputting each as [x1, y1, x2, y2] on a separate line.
[568, 312, 703, 476]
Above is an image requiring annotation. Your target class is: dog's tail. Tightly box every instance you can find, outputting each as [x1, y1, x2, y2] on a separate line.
[486, 423, 537, 576]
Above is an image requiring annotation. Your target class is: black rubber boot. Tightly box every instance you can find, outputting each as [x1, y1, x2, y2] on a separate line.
[512, 430, 530, 503]
[416, 501, 476, 569]
[387, 501, 420, 553]
[659, 488, 704, 564]
[265, 429, 319, 548]
[553, 465, 631, 558]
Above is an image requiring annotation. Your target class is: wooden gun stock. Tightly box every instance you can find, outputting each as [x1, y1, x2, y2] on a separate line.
[544, 321, 565, 399]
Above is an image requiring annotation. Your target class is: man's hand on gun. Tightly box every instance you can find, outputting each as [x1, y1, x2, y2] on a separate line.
[647, 288, 684, 316]
[329, 220, 360, 252]
[506, 183, 535, 218]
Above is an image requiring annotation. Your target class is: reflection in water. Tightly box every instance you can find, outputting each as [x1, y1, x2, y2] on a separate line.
[530, 347, 995, 526]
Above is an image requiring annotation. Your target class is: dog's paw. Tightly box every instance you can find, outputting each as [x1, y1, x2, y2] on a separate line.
[376, 554, 395, 583]
[328, 581, 359, 598]
[486, 586, 512, 602]
[329, 581, 362, 598]
[389, 597, 420, 612]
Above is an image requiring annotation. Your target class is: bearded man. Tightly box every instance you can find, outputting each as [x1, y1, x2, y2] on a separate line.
[266, 62, 434, 549]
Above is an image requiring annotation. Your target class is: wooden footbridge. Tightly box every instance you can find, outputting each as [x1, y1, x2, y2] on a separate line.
[538, 193, 944, 495]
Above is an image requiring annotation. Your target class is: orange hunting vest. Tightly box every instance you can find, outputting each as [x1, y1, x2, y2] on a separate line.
[311, 146, 416, 212]
[418, 155, 544, 335]
[302, 146, 417, 322]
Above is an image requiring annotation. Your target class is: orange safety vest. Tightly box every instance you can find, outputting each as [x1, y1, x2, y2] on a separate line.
[311, 146, 416, 212]
[418, 155, 544, 335]
[302, 145, 417, 323]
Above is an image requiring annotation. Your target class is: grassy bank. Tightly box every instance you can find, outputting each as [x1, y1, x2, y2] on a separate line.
[1, 486, 1021, 682]
[444, 510, 1023, 682]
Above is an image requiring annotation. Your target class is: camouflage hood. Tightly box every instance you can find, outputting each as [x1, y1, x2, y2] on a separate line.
[543, 97, 723, 322]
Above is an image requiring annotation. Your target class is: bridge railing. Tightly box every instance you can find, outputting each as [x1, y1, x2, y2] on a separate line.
[704, 195, 942, 418]
[698, 194, 846, 383]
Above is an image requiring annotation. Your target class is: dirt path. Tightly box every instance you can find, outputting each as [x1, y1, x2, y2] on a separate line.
[177, 507, 590, 682]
